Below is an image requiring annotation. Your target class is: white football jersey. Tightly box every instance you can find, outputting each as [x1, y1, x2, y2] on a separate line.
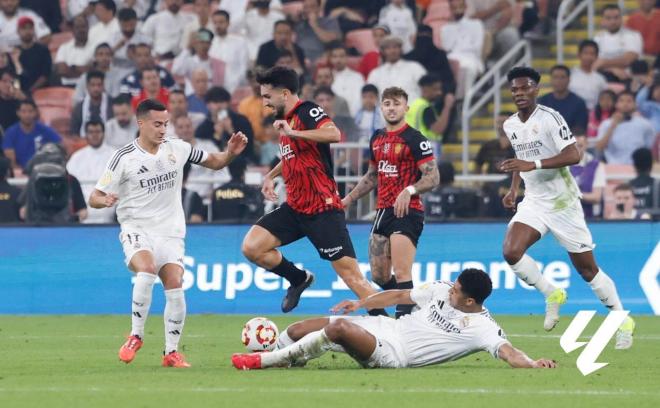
[503, 105, 581, 211]
[95, 138, 208, 237]
[397, 281, 509, 368]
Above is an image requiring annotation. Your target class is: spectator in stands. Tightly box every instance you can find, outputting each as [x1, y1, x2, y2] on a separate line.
[104, 95, 137, 148]
[110, 7, 151, 71]
[406, 74, 455, 153]
[66, 0, 94, 21]
[0, 69, 22, 133]
[256, 20, 305, 74]
[466, 0, 520, 61]
[234, 0, 285, 60]
[629, 59, 652, 95]
[354, 84, 385, 142]
[65, 120, 115, 223]
[115, 0, 151, 21]
[404, 24, 456, 94]
[378, 0, 416, 53]
[323, 0, 382, 33]
[209, 10, 249, 93]
[571, 134, 606, 218]
[292, 0, 341, 64]
[367, 35, 426, 102]
[166, 90, 205, 137]
[13, 16, 51, 94]
[595, 91, 655, 164]
[89, 0, 120, 48]
[21, 0, 62, 34]
[259, 116, 280, 166]
[238, 69, 267, 144]
[187, 68, 210, 115]
[587, 89, 615, 139]
[539, 65, 588, 133]
[55, 15, 95, 87]
[625, 0, 660, 56]
[328, 42, 364, 116]
[0, 0, 51, 47]
[636, 80, 660, 134]
[119, 43, 176, 96]
[607, 183, 651, 220]
[630, 147, 658, 210]
[0, 156, 20, 223]
[172, 29, 226, 95]
[182, 162, 205, 223]
[475, 112, 515, 174]
[441, 0, 485, 96]
[175, 115, 227, 199]
[130, 67, 170, 110]
[314, 65, 351, 117]
[195, 86, 256, 163]
[73, 43, 124, 104]
[71, 71, 114, 138]
[593, 4, 643, 82]
[211, 157, 263, 222]
[180, 0, 215, 55]
[141, 0, 194, 60]
[358, 24, 389, 79]
[314, 86, 359, 142]
[2, 100, 61, 171]
[569, 40, 608, 110]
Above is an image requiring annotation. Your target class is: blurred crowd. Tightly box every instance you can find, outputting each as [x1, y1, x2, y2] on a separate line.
[0, 0, 658, 224]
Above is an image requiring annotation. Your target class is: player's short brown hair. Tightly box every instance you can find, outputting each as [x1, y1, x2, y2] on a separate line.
[381, 87, 408, 102]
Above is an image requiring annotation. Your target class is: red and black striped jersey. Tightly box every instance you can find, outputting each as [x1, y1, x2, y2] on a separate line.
[280, 100, 343, 214]
[370, 124, 435, 211]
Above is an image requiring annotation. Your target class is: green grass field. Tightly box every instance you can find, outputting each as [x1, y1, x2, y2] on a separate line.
[1, 314, 659, 408]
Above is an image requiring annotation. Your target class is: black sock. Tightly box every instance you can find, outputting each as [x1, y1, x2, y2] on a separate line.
[377, 275, 398, 291]
[395, 280, 414, 318]
[367, 308, 389, 317]
[270, 257, 307, 286]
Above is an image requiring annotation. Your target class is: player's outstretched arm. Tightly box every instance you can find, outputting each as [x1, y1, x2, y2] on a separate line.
[331, 290, 415, 315]
[500, 143, 580, 173]
[273, 120, 341, 143]
[342, 163, 377, 208]
[498, 343, 556, 369]
[200, 132, 248, 170]
[89, 189, 118, 209]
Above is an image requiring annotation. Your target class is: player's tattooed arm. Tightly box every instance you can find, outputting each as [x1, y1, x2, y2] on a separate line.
[342, 163, 377, 207]
[498, 343, 557, 369]
[412, 159, 440, 194]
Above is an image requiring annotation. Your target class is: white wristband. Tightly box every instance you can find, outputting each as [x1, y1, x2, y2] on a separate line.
[405, 185, 417, 195]
[534, 159, 542, 170]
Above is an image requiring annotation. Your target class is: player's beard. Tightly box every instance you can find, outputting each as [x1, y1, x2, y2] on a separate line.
[385, 118, 403, 126]
[274, 104, 286, 119]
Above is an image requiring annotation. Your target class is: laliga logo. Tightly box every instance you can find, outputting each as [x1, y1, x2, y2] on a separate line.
[560, 310, 629, 376]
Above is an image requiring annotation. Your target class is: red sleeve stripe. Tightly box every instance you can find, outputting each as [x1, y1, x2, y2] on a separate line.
[416, 155, 435, 166]
[316, 117, 333, 129]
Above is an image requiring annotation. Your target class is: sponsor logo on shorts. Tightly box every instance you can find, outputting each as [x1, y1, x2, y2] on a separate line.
[320, 246, 343, 258]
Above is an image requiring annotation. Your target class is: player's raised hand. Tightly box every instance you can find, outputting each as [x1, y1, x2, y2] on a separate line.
[330, 299, 361, 315]
[104, 193, 119, 208]
[273, 119, 294, 136]
[261, 177, 278, 202]
[393, 190, 411, 218]
[227, 131, 248, 156]
[532, 359, 557, 368]
[500, 158, 535, 173]
[502, 189, 517, 211]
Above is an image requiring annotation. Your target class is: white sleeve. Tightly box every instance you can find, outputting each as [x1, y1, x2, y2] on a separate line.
[141, 14, 157, 40]
[546, 111, 575, 151]
[626, 31, 643, 55]
[479, 324, 510, 359]
[173, 139, 209, 165]
[409, 281, 451, 307]
[95, 150, 125, 194]
[54, 43, 68, 64]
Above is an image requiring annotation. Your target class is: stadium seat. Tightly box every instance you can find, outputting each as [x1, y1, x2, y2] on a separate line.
[33, 87, 75, 111]
[281, 1, 303, 18]
[48, 32, 73, 57]
[345, 29, 378, 55]
[39, 106, 70, 126]
[423, 0, 451, 24]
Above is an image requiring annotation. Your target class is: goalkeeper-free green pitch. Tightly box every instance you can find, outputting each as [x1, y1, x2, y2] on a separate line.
[1, 315, 658, 408]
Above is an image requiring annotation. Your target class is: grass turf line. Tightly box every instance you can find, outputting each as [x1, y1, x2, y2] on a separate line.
[0, 315, 658, 408]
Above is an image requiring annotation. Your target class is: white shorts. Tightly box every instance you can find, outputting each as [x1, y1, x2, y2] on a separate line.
[119, 229, 185, 272]
[330, 315, 408, 368]
[509, 199, 595, 253]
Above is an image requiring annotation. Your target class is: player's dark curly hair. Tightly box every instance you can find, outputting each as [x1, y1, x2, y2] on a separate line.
[507, 66, 541, 84]
[136, 99, 166, 119]
[457, 268, 493, 305]
[256, 66, 299, 94]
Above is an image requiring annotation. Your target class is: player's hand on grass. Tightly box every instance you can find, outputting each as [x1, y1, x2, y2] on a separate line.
[103, 193, 119, 208]
[502, 189, 517, 211]
[331, 299, 362, 315]
[273, 120, 294, 136]
[393, 190, 411, 218]
[227, 131, 248, 157]
[500, 159, 534, 173]
[261, 177, 278, 202]
[532, 358, 557, 368]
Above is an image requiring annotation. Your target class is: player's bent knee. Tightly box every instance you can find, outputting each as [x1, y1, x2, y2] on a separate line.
[324, 319, 350, 342]
[503, 245, 524, 265]
[134, 263, 157, 275]
[241, 240, 260, 262]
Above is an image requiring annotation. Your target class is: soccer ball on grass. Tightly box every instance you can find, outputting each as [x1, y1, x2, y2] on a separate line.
[241, 317, 279, 352]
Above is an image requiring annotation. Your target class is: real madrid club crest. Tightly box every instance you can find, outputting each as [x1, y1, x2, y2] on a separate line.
[168, 153, 176, 165]
[460, 316, 470, 329]
[99, 170, 112, 187]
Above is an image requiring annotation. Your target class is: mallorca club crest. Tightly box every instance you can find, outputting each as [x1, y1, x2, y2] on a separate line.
[383, 143, 391, 154]
[394, 143, 403, 155]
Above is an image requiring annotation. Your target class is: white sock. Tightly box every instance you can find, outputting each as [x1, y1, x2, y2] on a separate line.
[131, 272, 156, 338]
[164, 288, 186, 353]
[588, 269, 623, 311]
[276, 328, 295, 349]
[261, 329, 332, 368]
[510, 254, 556, 297]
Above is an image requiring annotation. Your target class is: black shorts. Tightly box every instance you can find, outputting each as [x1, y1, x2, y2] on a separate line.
[371, 207, 425, 247]
[256, 203, 356, 261]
